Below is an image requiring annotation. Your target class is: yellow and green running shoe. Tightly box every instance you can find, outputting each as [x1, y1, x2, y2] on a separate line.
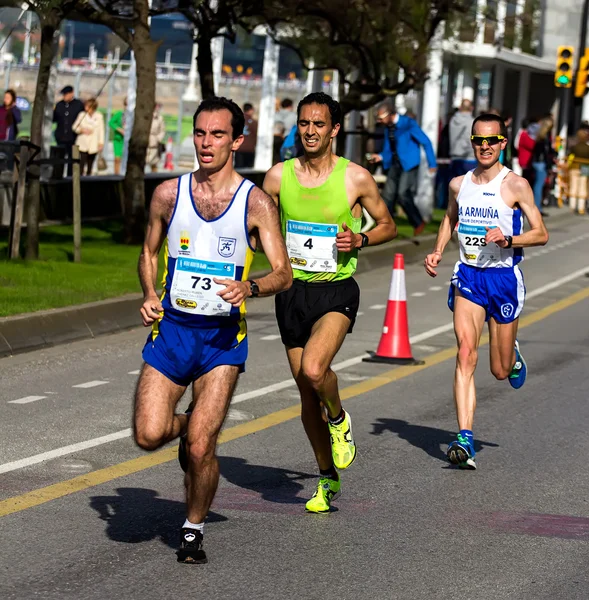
[305, 477, 341, 513]
[328, 410, 357, 469]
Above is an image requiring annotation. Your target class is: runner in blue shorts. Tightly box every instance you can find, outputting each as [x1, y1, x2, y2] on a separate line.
[135, 97, 291, 563]
[424, 113, 549, 469]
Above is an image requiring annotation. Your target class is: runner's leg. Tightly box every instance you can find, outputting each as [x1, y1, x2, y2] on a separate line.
[488, 318, 518, 380]
[286, 346, 333, 472]
[133, 363, 189, 450]
[453, 292, 486, 431]
[184, 364, 240, 523]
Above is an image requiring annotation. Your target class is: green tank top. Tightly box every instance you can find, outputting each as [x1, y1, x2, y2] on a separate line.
[279, 157, 362, 282]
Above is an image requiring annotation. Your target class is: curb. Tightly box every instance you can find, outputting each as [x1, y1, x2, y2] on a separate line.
[0, 207, 576, 358]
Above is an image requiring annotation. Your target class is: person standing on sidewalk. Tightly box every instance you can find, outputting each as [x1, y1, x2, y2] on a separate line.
[136, 97, 291, 564]
[0, 89, 21, 141]
[424, 113, 548, 470]
[449, 99, 476, 178]
[146, 103, 166, 173]
[264, 92, 397, 513]
[109, 98, 126, 175]
[53, 85, 84, 176]
[234, 103, 257, 168]
[72, 98, 104, 175]
[368, 100, 436, 236]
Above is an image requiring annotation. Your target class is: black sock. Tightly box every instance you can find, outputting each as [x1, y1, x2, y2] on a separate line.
[328, 409, 345, 426]
[319, 468, 339, 481]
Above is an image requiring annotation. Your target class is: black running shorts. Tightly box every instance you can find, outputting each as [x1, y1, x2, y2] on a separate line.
[274, 277, 360, 348]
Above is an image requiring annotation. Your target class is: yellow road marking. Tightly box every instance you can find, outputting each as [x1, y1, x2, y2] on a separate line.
[1, 286, 588, 518]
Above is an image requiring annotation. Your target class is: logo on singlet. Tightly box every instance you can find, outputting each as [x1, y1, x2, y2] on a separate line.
[218, 237, 236, 258]
[179, 230, 191, 256]
[483, 192, 495, 197]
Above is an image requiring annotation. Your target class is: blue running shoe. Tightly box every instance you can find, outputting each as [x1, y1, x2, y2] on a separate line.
[508, 340, 527, 389]
[447, 433, 477, 469]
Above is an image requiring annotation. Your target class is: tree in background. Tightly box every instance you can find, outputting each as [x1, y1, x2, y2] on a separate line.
[0, 0, 79, 259]
[74, 0, 160, 243]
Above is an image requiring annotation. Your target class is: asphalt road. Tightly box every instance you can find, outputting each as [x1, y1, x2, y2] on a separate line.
[1, 214, 589, 599]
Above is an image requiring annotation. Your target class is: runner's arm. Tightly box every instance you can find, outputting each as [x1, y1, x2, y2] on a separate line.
[262, 162, 283, 206]
[245, 187, 292, 297]
[137, 180, 175, 325]
[345, 164, 397, 249]
[485, 176, 549, 248]
[424, 177, 460, 277]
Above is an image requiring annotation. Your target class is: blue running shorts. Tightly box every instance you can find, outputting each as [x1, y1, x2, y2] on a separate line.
[448, 262, 526, 324]
[142, 317, 247, 386]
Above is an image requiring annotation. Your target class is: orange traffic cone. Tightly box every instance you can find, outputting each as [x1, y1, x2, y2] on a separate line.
[164, 136, 174, 171]
[363, 253, 423, 365]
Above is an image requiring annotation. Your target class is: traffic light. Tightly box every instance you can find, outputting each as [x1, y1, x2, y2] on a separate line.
[555, 46, 574, 88]
[575, 50, 589, 97]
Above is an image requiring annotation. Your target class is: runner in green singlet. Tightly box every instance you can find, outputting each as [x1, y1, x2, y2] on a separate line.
[264, 92, 397, 512]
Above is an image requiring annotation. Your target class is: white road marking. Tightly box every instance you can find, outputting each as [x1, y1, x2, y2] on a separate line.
[8, 395, 47, 405]
[411, 292, 426, 297]
[2, 266, 588, 474]
[260, 334, 281, 341]
[357, 311, 364, 316]
[72, 380, 109, 389]
[429, 286, 442, 291]
[128, 370, 141, 375]
[414, 344, 438, 353]
[0, 429, 132, 475]
[369, 304, 386, 310]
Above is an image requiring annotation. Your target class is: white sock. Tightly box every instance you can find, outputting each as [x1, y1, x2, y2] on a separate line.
[182, 519, 204, 533]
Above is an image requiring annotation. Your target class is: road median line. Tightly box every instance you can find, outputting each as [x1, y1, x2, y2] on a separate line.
[1, 285, 588, 518]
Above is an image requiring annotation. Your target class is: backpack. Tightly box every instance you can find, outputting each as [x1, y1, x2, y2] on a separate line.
[280, 125, 300, 161]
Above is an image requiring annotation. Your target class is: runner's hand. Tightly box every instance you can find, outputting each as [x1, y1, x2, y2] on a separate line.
[214, 278, 250, 306]
[485, 226, 508, 247]
[336, 223, 359, 252]
[424, 252, 442, 277]
[140, 294, 163, 326]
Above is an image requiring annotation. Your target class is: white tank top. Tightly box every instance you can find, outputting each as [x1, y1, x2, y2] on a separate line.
[456, 167, 523, 268]
[161, 173, 256, 326]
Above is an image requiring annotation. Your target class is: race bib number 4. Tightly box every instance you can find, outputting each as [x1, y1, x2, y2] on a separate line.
[171, 258, 235, 316]
[286, 220, 338, 273]
[458, 223, 498, 265]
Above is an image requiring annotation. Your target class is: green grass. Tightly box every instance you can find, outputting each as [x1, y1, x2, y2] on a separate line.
[0, 220, 269, 318]
[0, 209, 441, 318]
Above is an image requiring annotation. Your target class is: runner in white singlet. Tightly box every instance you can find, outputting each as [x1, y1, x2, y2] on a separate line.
[424, 113, 548, 469]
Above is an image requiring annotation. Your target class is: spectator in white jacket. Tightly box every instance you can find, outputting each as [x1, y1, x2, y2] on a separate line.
[146, 103, 166, 172]
[72, 98, 104, 175]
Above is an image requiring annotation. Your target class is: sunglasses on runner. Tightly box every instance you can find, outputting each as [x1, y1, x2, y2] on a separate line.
[470, 134, 506, 146]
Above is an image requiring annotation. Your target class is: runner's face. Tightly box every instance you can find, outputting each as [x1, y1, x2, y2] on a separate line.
[193, 109, 243, 171]
[298, 103, 340, 157]
[471, 121, 507, 168]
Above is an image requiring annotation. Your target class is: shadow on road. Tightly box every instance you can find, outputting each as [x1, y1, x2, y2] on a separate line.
[218, 456, 316, 505]
[89, 487, 227, 549]
[371, 418, 499, 462]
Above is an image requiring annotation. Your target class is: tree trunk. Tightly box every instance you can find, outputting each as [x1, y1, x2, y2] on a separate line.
[197, 32, 216, 100]
[25, 16, 59, 259]
[121, 18, 159, 244]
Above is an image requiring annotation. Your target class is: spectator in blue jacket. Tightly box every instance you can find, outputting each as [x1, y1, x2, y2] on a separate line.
[368, 101, 437, 236]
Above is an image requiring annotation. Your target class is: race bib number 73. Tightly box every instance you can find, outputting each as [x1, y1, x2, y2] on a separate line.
[171, 258, 235, 316]
[285, 220, 338, 273]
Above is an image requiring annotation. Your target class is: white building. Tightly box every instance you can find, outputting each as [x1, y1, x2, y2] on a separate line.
[421, 0, 586, 136]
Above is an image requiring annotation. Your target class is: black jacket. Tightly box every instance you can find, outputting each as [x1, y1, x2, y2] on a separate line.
[53, 99, 84, 144]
